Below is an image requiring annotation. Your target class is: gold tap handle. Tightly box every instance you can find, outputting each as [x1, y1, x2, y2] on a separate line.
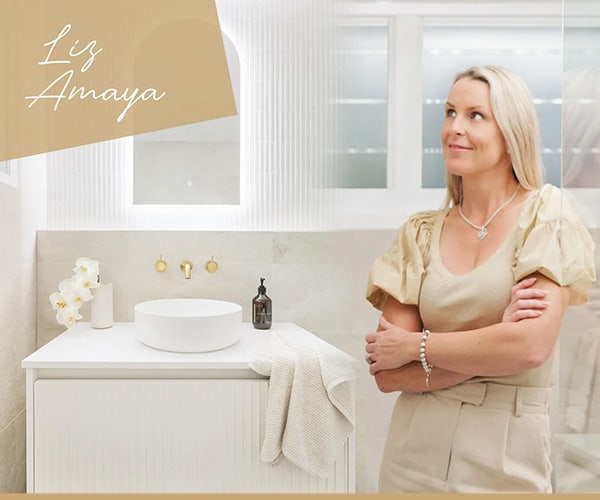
[155, 255, 167, 273]
[205, 256, 219, 273]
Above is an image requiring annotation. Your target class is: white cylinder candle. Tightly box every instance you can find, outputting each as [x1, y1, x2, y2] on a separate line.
[91, 282, 114, 329]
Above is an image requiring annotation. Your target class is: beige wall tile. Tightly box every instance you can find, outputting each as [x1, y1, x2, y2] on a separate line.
[0, 156, 44, 492]
[0, 410, 26, 493]
[36, 230, 130, 265]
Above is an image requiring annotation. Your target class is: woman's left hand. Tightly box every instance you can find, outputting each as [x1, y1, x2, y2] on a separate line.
[365, 316, 418, 374]
[502, 276, 549, 323]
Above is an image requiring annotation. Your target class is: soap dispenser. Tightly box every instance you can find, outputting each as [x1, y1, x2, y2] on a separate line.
[252, 278, 272, 330]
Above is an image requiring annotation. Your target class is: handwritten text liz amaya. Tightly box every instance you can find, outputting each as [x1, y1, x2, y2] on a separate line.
[25, 24, 166, 123]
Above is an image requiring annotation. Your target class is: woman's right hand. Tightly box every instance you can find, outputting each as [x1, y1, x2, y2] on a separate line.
[502, 276, 549, 322]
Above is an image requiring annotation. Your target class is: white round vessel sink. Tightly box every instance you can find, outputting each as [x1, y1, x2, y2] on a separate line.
[134, 298, 243, 353]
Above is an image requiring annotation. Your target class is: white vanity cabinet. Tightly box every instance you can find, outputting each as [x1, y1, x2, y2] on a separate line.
[22, 323, 355, 493]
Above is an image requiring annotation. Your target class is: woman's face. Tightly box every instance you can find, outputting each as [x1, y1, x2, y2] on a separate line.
[441, 77, 511, 178]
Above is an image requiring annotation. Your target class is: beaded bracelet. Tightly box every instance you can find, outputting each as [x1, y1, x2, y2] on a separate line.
[419, 328, 433, 387]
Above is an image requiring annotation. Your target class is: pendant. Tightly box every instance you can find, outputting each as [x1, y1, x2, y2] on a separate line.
[477, 227, 488, 240]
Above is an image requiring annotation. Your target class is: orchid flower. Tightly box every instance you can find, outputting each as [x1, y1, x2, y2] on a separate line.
[51, 257, 101, 328]
[73, 257, 99, 276]
[73, 257, 100, 289]
[58, 274, 84, 294]
[56, 305, 83, 328]
[49, 291, 68, 310]
[64, 286, 93, 306]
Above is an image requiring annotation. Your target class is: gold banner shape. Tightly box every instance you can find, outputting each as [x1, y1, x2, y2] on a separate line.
[0, 0, 236, 161]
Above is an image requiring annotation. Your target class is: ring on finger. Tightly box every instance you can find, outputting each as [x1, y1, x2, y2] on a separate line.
[365, 353, 374, 365]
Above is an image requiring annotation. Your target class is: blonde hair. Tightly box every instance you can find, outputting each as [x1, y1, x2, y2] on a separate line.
[444, 65, 544, 207]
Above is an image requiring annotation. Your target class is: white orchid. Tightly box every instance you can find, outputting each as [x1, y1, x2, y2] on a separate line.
[73, 257, 100, 289]
[73, 257, 99, 276]
[51, 257, 101, 328]
[49, 291, 68, 310]
[56, 305, 83, 328]
[58, 274, 84, 294]
[64, 286, 93, 306]
[81, 275, 100, 290]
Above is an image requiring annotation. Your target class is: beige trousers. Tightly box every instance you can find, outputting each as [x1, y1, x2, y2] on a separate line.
[379, 382, 552, 493]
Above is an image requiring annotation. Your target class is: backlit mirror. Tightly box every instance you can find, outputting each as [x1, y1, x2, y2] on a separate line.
[132, 32, 240, 205]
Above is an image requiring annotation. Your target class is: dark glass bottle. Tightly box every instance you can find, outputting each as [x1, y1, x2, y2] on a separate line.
[252, 278, 272, 330]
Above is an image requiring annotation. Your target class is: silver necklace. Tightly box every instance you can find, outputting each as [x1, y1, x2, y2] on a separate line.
[458, 184, 520, 240]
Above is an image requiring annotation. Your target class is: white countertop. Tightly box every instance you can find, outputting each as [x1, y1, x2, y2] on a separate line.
[22, 322, 329, 371]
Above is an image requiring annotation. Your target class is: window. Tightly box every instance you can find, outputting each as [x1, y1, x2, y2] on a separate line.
[337, 22, 388, 188]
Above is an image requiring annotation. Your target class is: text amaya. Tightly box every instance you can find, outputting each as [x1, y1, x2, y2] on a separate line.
[25, 24, 166, 123]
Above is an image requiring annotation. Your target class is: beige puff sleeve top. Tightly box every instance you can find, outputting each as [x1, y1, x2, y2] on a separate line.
[367, 184, 595, 310]
[366, 209, 438, 310]
[366, 185, 596, 386]
[512, 184, 596, 305]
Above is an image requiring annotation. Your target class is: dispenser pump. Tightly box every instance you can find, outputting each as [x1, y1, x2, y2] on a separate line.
[252, 277, 272, 330]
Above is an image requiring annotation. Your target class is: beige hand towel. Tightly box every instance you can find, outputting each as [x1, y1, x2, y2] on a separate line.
[249, 330, 356, 478]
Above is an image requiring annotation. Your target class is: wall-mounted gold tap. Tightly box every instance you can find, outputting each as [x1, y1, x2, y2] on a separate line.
[180, 260, 193, 279]
[205, 256, 219, 273]
[154, 255, 168, 273]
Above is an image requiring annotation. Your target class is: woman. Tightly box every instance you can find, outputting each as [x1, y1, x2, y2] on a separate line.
[364, 65, 596, 493]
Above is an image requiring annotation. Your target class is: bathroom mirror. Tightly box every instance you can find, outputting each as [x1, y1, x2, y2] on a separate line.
[132, 32, 241, 205]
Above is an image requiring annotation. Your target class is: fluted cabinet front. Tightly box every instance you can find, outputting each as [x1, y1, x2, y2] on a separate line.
[31, 378, 350, 493]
